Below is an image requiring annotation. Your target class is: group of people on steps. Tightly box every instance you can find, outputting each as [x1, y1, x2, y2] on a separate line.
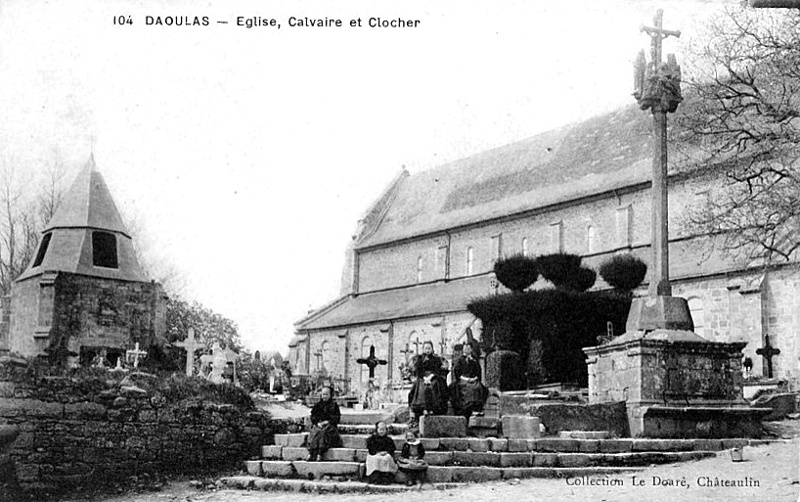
[304, 340, 487, 485]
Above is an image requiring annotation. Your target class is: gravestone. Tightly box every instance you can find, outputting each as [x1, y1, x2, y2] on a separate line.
[125, 342, 147, 369]
[174, 327, 202, 376]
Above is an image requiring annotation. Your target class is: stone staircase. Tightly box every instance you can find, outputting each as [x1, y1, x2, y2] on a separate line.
[220, 411, 780, 493]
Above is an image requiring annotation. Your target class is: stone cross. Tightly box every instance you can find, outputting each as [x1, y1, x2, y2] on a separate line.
[411, 338, 420, 354]
[174, 327, 202, 376]
[400, 344, 412, 364]
[756, 335, 781, 378]
[356, 345, 387, 380]
[125, 342, 148, 369]
[313, 349, 323, 370]
[634, 9, 682, 297]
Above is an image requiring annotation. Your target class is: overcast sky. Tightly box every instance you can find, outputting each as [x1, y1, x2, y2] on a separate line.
[0, 0, 736, 355]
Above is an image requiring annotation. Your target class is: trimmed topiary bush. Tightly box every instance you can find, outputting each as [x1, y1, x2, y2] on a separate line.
[598, 254, 648, 292]
[494, 254, 539, 292]
[535, 253, 583, 289]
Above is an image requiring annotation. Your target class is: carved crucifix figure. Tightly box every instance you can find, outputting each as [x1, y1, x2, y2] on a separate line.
[756, 335, 781, 378]
[356, 345, 388, 380]
[313, 349, 323, 371]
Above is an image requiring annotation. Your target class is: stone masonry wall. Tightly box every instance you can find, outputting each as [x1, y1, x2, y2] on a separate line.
[0, 378, 274, 493]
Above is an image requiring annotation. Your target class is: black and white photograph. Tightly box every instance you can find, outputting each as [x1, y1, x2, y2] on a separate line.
[0, 1, 798, 501]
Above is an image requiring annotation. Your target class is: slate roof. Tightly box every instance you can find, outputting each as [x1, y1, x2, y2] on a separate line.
[44, 155, 131, 236]
[355, 104, 666, 249]
[15, 157, 148, 283]
[296, 275, 492, 331]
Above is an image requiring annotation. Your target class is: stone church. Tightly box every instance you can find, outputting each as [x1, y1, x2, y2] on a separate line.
[292, 103, 799, 394]
[0, 156, 166, 366]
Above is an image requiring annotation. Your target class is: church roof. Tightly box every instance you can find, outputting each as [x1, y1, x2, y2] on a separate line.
[355, 104, 663, 249]
[15, 157, 148, 283]
[296, 275, 493, 331]
[43, 155, 131, 236]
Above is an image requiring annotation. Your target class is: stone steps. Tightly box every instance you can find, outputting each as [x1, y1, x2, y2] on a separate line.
[242, 458, 647, 483]
[256, 448, 717, 468]
[221, 475, 462, 493]
[274, 433, 767, 453]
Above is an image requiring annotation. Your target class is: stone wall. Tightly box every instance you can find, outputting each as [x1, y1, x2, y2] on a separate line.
[0, 377, 275, 493]
[499, 397, 630, 437]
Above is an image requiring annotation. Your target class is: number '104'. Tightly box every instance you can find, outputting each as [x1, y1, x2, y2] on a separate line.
[114, 16, 133, 25]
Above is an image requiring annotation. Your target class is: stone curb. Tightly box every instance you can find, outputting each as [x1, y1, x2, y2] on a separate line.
[220, 475, 462, 493]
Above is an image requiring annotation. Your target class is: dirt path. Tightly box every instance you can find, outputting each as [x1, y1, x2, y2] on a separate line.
[57, 438, 799, 502]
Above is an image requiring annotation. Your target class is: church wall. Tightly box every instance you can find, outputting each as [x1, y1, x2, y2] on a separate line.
[762, 267, 800, 383]
[354, 175, 715, 295]
[357, 236, 447, 292]
[346, 323, 390, 392]
[306, 329, 346, 383]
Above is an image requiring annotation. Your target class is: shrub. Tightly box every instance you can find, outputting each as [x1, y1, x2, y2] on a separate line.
[469, 289, 630, 387]
[494, 254, 539, 292]
[535, 253, 582, 289]
[598, 254, 648, 292]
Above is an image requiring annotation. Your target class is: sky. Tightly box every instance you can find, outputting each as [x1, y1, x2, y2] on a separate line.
[0, 0, 739, 355]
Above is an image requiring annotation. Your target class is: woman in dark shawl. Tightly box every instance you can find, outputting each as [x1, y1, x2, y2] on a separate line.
[407, 341, 448, 418]
[306, 386, 342, 461]
[450, 341, 488, 419]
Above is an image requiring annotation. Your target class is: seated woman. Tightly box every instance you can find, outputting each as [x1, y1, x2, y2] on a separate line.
[365, 421, 398, 484]
[306, 386, 342, 461]
[407, 341, 449, 420]
[396, 430, 428, 486]
[450, 341, 488, 420]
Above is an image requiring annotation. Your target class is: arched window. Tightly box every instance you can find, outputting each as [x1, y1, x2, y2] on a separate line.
[587, 225, 597, 254]
[466, 247, 474, 275]
[688, 297, 705, 335]
[360, 336, 373, 386]
[521, 237, 528, 256]
[320, 341, 329, 372]
[417, 256, 423, 283]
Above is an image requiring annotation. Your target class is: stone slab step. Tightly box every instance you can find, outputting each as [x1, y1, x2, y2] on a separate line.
[339, 411, 395, 425]
[559, 431, 610, 440]
[221, 475, 462, 493]
[260, 449, 716, 468]
[271, 434, 774, 453]
[338, 423, 407, 435]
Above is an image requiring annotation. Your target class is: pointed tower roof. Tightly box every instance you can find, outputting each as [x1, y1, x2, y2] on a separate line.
[16, 157, 148, 283]
[44, 155, 131, 237]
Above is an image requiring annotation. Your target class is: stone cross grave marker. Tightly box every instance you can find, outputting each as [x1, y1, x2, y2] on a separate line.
[126, 342, 148, 369]
[174, 327, 202, 376]
[208, 342, 238, 384]
[756, 334, 781, 378]
[356, 345, 387, 381]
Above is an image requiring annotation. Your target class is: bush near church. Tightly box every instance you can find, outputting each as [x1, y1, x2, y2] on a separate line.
[598, 254, 648, 294]
[470, 253, 630, 389]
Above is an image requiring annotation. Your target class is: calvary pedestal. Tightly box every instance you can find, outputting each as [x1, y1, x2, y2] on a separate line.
[583, 11, 770, 438]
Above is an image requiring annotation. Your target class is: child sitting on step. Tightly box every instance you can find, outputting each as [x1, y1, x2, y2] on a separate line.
[365, 421, 398, 484]
[397, 430, 427, 486]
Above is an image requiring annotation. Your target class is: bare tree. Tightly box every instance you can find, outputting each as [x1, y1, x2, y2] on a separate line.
[676, 7, 800, 263]
[0, 164, 39, 295]
[37, 159, 68, 227]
